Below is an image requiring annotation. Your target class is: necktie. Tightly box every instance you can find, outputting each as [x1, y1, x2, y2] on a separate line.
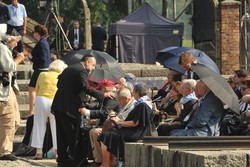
[74, 30, 78, 40]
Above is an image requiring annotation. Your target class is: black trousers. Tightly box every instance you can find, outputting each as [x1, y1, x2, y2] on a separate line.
[22, 115, 33, 146]
[55, 112, 86, 167]
[7, 24, 24, 52]
[157, 124, 184, 136]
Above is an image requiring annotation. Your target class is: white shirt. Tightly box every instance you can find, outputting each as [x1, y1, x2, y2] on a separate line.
[73, 29, 79, 45]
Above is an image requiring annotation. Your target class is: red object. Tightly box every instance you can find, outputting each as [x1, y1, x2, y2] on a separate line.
[99, 80, 115, 89]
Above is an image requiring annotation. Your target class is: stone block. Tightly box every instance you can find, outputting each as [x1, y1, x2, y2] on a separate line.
[123, 69, 142, 77]
[141, 69, 168, 77]
[124, 142, 143, 167]
[17, 91, 29, 104]
[16, 71, 32, 80]
[17, 80, 29, 91]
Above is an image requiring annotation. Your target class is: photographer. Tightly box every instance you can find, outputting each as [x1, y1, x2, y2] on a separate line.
[0, 34, 27, 161]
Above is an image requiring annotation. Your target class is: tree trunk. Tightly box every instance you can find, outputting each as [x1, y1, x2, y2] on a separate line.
[82, 0, 92, 49]
[162, 0, 168, 17]
[173, 0, 176, 19]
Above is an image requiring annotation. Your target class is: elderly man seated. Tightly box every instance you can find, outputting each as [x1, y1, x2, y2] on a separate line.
[83, 87, 135, 166]
[156, 79, 198, 136]
[170, 80, 224, 136]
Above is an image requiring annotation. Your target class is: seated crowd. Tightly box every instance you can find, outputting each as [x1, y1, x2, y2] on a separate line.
[14, 52, 250, 167]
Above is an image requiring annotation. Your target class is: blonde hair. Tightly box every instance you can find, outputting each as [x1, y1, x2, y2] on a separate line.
[179, 52, 194, 64]
[4, 35, 21, 43]
[49, 60, 68, 73]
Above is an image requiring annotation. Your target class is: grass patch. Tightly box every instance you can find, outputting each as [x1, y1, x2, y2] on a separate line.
[182, 40, 193, 47]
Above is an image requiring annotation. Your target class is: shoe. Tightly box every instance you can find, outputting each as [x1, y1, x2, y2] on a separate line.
[0, 154, 18, 161]
[14, 143, 35, 156]
[14, 143, 28, 156]
[33, 156, 43, 160]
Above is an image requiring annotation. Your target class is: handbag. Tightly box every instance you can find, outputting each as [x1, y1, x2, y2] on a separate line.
[102, 119, 117, 133]
[240, 115, 250, 127]
[145, 123, 158, 137]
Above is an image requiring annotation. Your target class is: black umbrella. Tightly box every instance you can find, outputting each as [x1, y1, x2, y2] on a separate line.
[156, 47, 220, 74]
[88, 68, 117, 83]
[62, 49, 125, 79]
[192, 63, 239, 114]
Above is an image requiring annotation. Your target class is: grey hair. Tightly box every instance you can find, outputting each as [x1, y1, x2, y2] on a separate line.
[118, 88, 131, 98]
[0, 33, 21, 42]
[182, 79, 197, 89]
[49, 60, 68, 73]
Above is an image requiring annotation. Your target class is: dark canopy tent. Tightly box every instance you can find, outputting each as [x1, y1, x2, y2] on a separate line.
[108, 3, 184, 64]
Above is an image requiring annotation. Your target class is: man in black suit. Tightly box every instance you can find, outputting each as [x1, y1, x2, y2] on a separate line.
[51, 55, 114, 167]
[0, 3, 10, 34]
[68, 20, 84, 50]
[92, 21, 107, 51]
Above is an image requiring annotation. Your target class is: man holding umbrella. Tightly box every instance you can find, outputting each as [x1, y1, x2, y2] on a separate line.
[51, 55, 114, 167]
[170, 80, 224, 136]
[178, 52, 200, 80]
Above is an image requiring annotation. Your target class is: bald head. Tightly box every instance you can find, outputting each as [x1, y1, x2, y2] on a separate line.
[194, 80, 210, 98]
[117, 88, 132, 107]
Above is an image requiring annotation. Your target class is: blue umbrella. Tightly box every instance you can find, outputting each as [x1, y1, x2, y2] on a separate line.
[156, 47, 220, 74]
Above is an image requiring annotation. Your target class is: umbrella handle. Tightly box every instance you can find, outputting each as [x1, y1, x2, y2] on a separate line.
[100, 62, 103, 68]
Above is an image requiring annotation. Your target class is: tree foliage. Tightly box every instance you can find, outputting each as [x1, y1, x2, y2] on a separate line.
[10, 0, 124, 30]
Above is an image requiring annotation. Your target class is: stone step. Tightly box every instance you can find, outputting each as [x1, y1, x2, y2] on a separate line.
[13, 135, 24, 152]
[19, 104, 29, 118]
[15, 119, 27, 136]
[17, 91, 29, 105]
[17, 80, 29, 91]
[16, 63, 33, 80]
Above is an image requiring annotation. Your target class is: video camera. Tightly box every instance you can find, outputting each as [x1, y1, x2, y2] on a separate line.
[0, 71, 17, 87]
[37, 0, 55, 11]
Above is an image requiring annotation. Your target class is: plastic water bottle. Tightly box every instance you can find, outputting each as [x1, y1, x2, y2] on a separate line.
[80, 115, 85, 128]
[118, 160, 123, 167]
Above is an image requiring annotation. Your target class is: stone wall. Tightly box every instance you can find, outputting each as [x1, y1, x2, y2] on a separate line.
[220, 0, 241, 74]
[125, 143, 250, 167]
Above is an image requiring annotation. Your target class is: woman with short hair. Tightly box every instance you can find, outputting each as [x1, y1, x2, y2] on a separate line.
[31, 60, 67, 159]
[99, 84, 153, 167]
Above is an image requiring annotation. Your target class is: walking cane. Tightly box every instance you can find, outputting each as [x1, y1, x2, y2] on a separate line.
[76, 147, 95, 167]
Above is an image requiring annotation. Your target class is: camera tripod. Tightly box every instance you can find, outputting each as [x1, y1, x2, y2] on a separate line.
[44, 1, 73, 51]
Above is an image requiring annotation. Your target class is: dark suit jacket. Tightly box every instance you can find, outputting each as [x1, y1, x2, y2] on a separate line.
[89, 97, 120, 126]
[0, 4, 10, 24]
[31, 38, 51, 70]
[51, 63, 104, 119]
[91, 26, 107, 51]
[68, 28, 84, 49]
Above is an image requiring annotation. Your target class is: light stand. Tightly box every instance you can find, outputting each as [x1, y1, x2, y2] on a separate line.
[43, 0, 73, 50]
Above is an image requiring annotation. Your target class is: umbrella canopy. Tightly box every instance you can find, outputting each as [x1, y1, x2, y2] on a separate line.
[88, 68, 117, 83]
[192, 63, 239, 114]
[156, 47, 220, 74]
[62, 49, 125, 79]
